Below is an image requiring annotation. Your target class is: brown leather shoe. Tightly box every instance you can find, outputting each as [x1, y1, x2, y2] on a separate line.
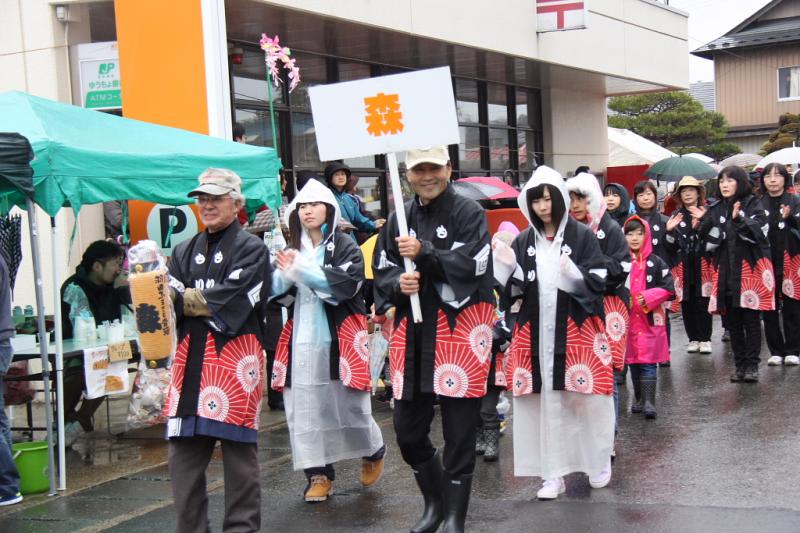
[361, 457, 384, 487]
[304, 475, 333, 502]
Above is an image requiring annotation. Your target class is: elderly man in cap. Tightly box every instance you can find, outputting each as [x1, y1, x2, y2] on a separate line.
[165, 168, 271, 533]
[374, 147, 494, 533]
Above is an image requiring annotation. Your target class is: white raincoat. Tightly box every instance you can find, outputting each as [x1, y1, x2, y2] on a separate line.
[271, 179, 383, 470]
[496, 166, 615, 479]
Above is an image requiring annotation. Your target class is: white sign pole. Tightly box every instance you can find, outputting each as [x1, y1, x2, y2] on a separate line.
[386, 152, 423, 323]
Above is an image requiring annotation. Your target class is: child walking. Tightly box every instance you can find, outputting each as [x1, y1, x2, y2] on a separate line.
[271, 179, 385, 503]
[623, 216, 674, 419]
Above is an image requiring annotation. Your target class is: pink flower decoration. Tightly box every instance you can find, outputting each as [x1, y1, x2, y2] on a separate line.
[259, 33, 301, 93]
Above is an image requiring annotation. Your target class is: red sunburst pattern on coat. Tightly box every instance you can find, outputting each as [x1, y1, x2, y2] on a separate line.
[565, 317, 613, 395]
[701, 258, 715, 298]
[494, 353, 507, 388]
[218, 334, 264, 395]
[337, 315, 371, 391]
[504, 322, 533, 397]
[603, 295, 628, 371]
[669, 263, 684, 312]
[388, 317, 407, 400]
[432, 304, 493, 398]
[449, 302, 495, 364]
[197, 362, 251, 427]
[271, 319, 293, 392]
[740, 259, 775, 311]
[783, 251, 800, 300]
[165, 334, 191, 418]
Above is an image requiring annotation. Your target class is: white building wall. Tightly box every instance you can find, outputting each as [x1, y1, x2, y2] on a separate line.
[1, 0, 104, 313]
[256, 0, 689, 89]
[542, 87, 609, 174]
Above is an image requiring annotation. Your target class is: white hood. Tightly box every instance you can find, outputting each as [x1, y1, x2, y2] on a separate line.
[565, 172, 606, 233]
[284, 178, 341, 242]
[517, 165, 569, 241]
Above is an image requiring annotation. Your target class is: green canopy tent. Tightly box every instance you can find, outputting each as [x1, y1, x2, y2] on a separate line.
[0, 91, 282, 215]
[0, 91, 283, 494]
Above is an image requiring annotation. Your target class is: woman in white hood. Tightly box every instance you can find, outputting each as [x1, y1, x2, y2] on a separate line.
[270, 179, 385, 503]
[493, 166, 616, 500]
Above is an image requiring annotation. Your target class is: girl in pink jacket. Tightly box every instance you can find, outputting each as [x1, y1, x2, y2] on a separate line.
[623, 216, 675, 419]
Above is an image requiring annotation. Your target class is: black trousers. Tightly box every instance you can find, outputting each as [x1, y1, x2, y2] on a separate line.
[394, 392, 481, 477]
[478, 385, 503, 430]
[168, 436, 260, 533]
[681, 284, 712, 342]
[762, 296, 800, 357]
[725, 300, 762, 369]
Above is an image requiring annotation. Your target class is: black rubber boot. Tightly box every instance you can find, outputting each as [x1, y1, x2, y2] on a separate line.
[641, 377, 657, 419]
[483, 428, 499, 462]
[631, 374, 643, 414]
[410, 452, 444, 533]
[441, 473, 472, 533]
[475, 427, 486, 456]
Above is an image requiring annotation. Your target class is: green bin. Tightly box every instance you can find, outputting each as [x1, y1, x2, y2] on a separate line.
[12, 441, 50, 494]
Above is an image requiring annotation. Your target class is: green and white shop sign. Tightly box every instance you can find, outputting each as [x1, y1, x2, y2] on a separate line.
[78, 42, 122, 110]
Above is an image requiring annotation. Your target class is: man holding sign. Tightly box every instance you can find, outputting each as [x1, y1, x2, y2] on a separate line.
[374, 147, 494, 533]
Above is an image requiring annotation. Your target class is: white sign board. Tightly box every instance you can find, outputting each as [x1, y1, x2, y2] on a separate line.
[537, 1, 587, 32]
[77, 41, 122, 109]
[309, 67, 460, 161]
[146, 204, 198, 256]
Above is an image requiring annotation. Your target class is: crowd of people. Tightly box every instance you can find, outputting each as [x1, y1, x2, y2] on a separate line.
[3, 142, 798, 531]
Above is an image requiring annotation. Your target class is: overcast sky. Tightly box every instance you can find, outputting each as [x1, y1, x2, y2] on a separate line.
[668, 0, 772, 83]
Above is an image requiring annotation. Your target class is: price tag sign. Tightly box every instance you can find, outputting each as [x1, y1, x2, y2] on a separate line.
[108, 341, 133, 362]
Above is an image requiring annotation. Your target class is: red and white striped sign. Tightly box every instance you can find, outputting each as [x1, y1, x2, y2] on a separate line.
[537, 0, 586, 32]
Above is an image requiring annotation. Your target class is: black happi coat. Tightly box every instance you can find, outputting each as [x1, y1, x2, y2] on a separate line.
[664, 206, 716, 309]
[761, 192, 800, 302]
[167, 221, 271, 443]
[698, 195, 774, 314]
[373, 185, 495, 400]
[636, 209, 674, 268]
[596, 213, 630, 371]
[504, 217, 611, 397]
[270, 230, 371, 392]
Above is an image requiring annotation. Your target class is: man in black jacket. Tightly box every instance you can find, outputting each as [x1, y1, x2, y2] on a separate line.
[60, 240, 130, 445]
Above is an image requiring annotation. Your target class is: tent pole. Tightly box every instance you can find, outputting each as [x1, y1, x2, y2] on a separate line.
[51, 215, 66, 491]
[26, 198, 57, 496]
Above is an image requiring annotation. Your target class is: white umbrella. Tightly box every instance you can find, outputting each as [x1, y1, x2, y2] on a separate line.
[685, 153, 714, 164]
[756, 146, 800, 170]
[719, 153, 761, 168]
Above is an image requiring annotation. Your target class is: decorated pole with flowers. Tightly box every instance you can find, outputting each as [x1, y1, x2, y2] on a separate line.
[259, 34, 301, 149]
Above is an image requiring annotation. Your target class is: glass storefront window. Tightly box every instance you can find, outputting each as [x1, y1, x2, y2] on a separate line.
[231, 50, 286, 106]
[455, 79, 479, 124]
[516, 88, 541, 130]
[459, 126, 483, 171]
[517, 130, 538, 170]
[487, 84, 508, 126]
[292, 112, 321, 168]
[489, 128, 511, 172]
[289, 53, 328, 110]
[235, 108, 281, 153]
[351, 175, 383, 218]
[343, 155, 378, 168]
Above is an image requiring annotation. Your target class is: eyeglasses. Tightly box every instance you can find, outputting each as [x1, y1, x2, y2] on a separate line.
[196, 195, 232, 206]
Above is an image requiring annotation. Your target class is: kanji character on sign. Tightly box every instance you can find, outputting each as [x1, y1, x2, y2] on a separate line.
[364, 92, 404, 136]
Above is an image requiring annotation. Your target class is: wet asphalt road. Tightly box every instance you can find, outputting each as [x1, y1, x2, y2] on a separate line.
[2, 315, 800, 532]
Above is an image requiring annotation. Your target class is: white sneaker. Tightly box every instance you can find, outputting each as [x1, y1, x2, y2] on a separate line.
[589, 459, 612, 489]
[687, 341, 700, 353]
[767, 355, 783, 366]
[784, 355, 800, 366]
[537, 477, 566, 500]
[699, 341, 712, 354]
